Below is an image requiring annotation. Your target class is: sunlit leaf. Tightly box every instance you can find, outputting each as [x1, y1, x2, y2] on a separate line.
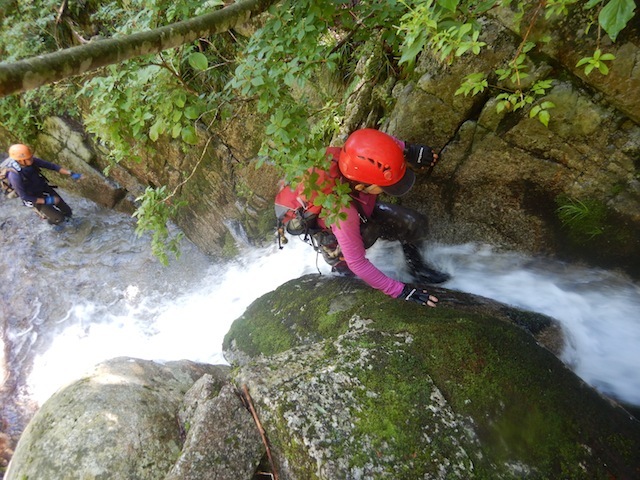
[188, 52, 209, 71]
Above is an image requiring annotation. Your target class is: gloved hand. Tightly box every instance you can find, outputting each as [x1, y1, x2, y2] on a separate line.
[44, 196, 56, 205]
[397, 283, 438, 307]
[70, 172, 82, 180]
[404, 143, 438, 169]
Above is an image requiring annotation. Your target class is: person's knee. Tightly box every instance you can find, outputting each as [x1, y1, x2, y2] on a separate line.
[40, 206, 65, 225]
[391, 207, 429, 241]
[47, 213, 65, 225]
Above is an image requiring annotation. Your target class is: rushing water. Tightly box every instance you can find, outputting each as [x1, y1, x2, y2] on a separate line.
[1, 191, 639, 443]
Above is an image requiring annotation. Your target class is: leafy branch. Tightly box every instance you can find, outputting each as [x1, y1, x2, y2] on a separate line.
[132, 137, 212, 265]
[452, 0, 634, 126]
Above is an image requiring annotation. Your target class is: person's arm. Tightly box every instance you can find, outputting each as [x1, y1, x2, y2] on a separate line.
[387, 135, 439, 170]
[34, 158, 81, 179]
[332, 203, 405, 298]
[397, 284, 438, 307]
[403, 143, 439, 169]
[33, 157, 61, 172]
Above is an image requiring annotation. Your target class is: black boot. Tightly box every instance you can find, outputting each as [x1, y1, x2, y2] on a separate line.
[402, 243, 450, 284]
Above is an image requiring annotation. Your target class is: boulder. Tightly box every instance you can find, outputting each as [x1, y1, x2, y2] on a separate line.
[224, 275, 640, 479]
[7, 277, 640, 479]
[5, 358, 229, 480]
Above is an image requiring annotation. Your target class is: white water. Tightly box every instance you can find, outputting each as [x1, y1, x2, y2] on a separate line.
[25, 238, 333, 405]
[2, 192, 639, 432]
[27, 240, 640, 409]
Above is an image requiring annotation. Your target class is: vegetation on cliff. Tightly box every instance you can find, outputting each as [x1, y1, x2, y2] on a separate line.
[0, 0, 637, 261]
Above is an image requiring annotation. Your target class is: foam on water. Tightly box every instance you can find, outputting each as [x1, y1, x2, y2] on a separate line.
[26, 238, 331, 404]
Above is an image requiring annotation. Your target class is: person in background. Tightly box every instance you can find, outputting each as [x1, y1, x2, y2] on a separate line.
[319, 128, 449, 307]
[5, 143, 81, 225]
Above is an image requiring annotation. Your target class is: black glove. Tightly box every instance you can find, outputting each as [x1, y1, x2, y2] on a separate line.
[404, 143, 438, 169]
[397, 284, 438, 307]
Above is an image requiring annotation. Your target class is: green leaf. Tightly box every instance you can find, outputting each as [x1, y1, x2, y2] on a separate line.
[576, 57, 590, 67]
[437, 0, 460, 13]
[188, 52, 209, 71]
[181, 126, 199, 145]
[584, 0, 603, 8]
[399, 30, 427, 66]
[149, 119, 165, 142]
[184, 106, 201, 120]
[530, 105, 541, 118]
[174, 92, 187, 108]
[599, 0, 636, 42]
[538, 110, 551, 126]
[456, 45, 470, 56]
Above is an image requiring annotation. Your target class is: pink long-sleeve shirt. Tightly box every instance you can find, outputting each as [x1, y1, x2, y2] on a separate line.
[316, 140, 407, 298]
[329, 191, 405, 298]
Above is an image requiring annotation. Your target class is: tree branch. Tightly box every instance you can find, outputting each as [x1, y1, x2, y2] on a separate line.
[0, 0, 277, 97]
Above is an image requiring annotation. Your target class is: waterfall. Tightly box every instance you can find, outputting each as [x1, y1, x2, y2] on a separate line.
[1, 192, 639, 442]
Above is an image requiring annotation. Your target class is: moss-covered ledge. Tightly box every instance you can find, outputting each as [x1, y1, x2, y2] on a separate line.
[224, 275, 640, 479]
[223, 274, 562, 362]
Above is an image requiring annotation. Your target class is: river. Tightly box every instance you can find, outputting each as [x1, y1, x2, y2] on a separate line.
[1, 191, 639, 445]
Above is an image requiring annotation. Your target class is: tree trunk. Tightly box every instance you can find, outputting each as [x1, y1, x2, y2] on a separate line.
[0, 0, 277, 97]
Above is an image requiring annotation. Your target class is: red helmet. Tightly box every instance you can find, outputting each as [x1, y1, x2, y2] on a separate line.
[8, 144, 32, 161]
[339, 129, 415, 196]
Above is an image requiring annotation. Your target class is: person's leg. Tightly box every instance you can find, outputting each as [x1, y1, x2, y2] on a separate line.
[35, 204, 66, 224]
[372, 202, 449, 284]
[54, 196, 72, 218]
[401, 243, 450, 284]
[45, 187, 72, 218]
[370, 202, 429, 243]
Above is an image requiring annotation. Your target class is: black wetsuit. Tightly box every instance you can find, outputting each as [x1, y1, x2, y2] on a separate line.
[7, 157, 72, 225]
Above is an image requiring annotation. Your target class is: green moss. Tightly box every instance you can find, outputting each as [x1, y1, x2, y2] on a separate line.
[223, 276, 366, 358]
[228, 275, 640, 478]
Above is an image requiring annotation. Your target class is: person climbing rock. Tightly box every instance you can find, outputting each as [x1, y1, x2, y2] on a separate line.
[330, 128, 450, 306]
[4, 144, 81, 225]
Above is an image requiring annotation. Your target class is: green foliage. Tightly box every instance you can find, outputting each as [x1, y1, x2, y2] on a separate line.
[576, 48, 616, 75]
[593, 0, 636, 42]
[226, 0, 407, 225]
[528, 100, 556, 126]
[1, 0, 636, 263]
[396, 0, 487, 67]
[555, 196, 606, 241]
[132, 186, 187, 265]
[228, 1, 343, 176]
[455, 72, 489, 96]
[0, 0, 62, 62]
[441, 0, 635, 126]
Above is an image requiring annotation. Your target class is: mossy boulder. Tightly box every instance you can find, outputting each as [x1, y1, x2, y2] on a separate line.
[6, 278, 640, 479]
[224, 274, 640, 479]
